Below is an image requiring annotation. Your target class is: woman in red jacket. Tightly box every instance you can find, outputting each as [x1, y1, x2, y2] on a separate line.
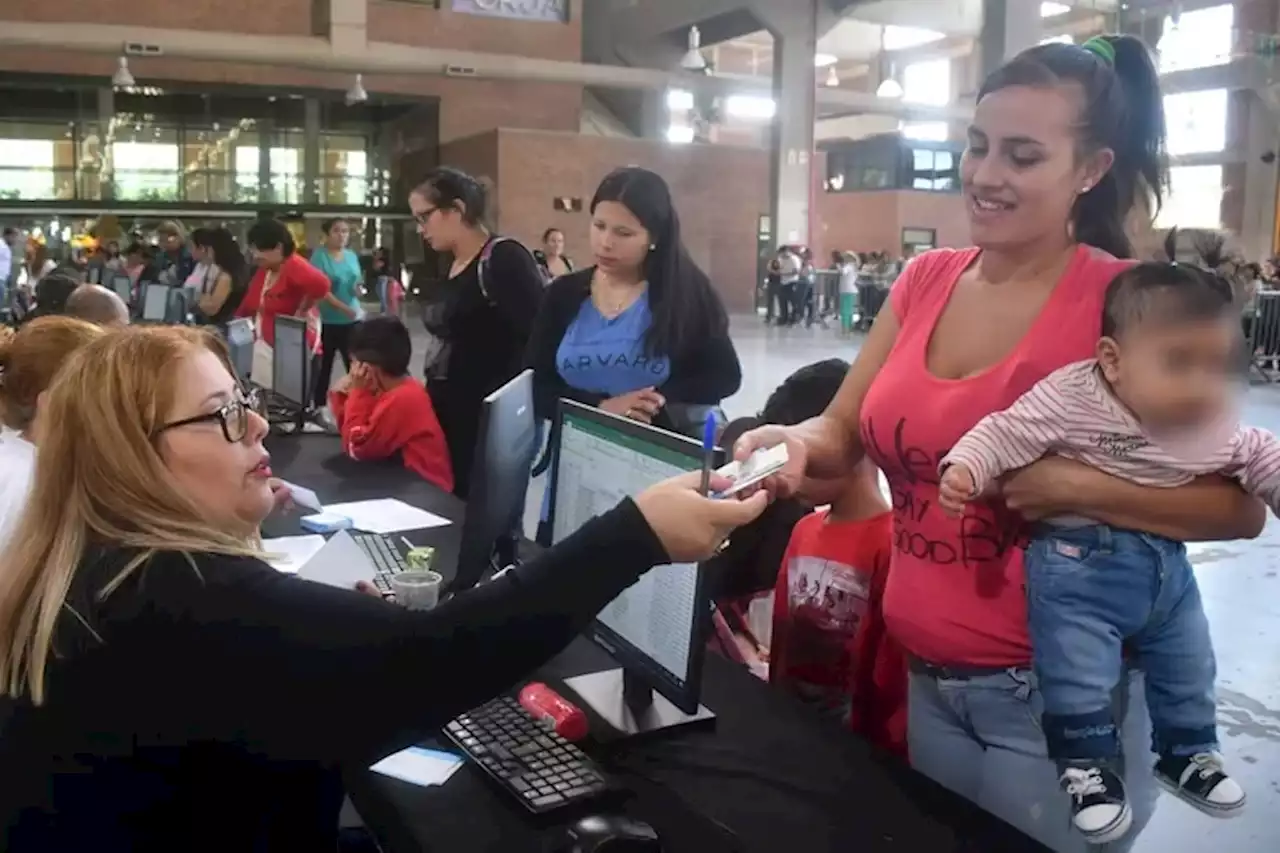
[236, 218, 330, 388]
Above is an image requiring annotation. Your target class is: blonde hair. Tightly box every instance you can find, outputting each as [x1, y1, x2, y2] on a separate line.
[0, 316, 105, 432]
[0, 326, 261, 704]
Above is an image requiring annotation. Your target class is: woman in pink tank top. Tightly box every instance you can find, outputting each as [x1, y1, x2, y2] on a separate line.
[737, 36, 1264, 852]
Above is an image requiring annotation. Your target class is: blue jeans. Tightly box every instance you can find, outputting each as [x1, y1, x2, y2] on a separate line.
[1027, 525, 1218, 763]
[909, 667, 1158, 852]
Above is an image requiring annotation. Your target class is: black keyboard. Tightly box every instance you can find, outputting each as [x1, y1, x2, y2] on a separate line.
[445, 696, 610, 813]
[353, 533, 409, 595]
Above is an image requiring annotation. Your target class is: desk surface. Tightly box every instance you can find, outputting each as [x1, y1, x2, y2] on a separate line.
[268, 435, 1047, 853]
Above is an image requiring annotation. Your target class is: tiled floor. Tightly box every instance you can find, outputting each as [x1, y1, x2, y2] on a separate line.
[404, 314, 1280, 850]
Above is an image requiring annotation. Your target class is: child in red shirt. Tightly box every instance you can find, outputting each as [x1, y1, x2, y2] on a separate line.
[770, 459, 906, 757]
[329, 316, 454, 493]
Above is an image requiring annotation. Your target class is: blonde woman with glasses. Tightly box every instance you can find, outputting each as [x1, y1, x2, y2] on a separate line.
[0, 326, 766, 851]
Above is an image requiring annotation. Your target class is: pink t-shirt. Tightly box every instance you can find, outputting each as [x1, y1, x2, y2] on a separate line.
[860, 245, 1133, 667]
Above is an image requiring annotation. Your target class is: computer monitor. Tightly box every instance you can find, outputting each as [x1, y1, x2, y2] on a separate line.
[271, 315, 309, 409]
[141, 283, 170, 322]
[111, 272, 133, 305]
[452, 369, 537, 595]
[549, 400, 720, 736]
[224, 318, 254, 386]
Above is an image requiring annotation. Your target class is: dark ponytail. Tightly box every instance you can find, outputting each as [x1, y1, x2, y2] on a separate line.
[979, 34, 1168, 259]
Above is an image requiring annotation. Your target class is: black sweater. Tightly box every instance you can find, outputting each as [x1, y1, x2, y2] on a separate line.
[0, 500, 667, 852]
[525, 269, 743, 425]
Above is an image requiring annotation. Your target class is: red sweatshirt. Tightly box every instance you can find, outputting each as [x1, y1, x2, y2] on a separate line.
[329, 381, 455, 493]
[770, 510, 906, 757]
[236, 254, 330, 353]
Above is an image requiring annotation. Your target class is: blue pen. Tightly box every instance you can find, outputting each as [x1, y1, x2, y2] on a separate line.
[699, 411, 718, 496]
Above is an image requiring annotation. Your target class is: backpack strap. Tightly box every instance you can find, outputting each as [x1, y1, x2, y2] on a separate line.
[477, 236, 539, 306]
[476, 237, 506, 306]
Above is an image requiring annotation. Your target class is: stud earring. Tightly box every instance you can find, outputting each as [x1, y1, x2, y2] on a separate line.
[649, 243, 657, 250]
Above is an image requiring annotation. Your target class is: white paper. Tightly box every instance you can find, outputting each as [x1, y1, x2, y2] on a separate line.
[323, 498, 451, 534]
[369, 747, 463, 787]
[295, 530, 374, 589]
[278, 480, 323, 513]
[262, 535, 327, 575]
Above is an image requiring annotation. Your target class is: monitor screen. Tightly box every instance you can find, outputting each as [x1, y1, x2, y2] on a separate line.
[224, 318, 254, 385]
[453, 369, 536, 594]
[272, 316, 308, 407]
[142, 284, 170, 321]
[111, 273, 132, 304]
[551, 403, 710, 708]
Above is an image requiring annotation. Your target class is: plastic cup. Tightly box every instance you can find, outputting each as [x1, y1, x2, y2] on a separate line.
[390, 570, 443, 611]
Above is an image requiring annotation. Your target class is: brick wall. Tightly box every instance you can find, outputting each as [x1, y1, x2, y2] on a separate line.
[481, 130, 769, 313]
[4, 0, 314, 35]
[368, 0, 582, 61]
[0, 50, 581, 144]
[814, 190, 968, 260]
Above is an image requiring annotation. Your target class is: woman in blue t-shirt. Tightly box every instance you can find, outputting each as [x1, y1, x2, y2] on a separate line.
[526, 166, 742, 441]
[309, 218, 363, 408]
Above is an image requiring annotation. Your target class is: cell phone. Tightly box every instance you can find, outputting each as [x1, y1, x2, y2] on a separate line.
[712, 444, 790, 498]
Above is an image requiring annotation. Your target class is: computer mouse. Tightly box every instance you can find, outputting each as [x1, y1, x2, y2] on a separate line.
[559, 814, 662, 853]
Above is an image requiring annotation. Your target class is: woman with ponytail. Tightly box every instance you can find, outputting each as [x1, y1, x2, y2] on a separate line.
[733, 35, 1262, 851]
[525, 166, 741, 439]
[409, 167, 545, 497]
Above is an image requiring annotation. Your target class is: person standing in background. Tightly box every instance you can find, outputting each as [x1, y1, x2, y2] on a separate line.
[776, 245, 801, 325]
[155, 221, 194, 286]
[409, 167, 544, 498]
[526, 166, 741, 542]
[235, 218, 331, 392]
[192, 227, 248, 331]
[838, 252, 859, 333]
[371, 247, 404, 317]
[533, 227, 574, 282]
[0, 227, 15, 311]
[526, 167, 740, 439]
[796, 248, 816, 327]
[309, 218, 363, 412]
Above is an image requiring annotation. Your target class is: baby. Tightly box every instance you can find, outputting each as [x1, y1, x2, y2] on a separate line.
[939, 258, 1266, 844]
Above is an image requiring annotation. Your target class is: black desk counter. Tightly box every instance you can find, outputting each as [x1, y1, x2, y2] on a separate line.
[268, 436, 1047, 853]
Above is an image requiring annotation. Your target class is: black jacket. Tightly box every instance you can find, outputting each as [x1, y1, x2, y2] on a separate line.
[0, 501, 666, 851]
[525, 269, 742, 427]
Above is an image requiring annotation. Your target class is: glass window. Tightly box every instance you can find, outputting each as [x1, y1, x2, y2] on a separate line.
[1155, 165, 1223, 229]
[113, 141, 180, 201]
[903, 59, 951, 106]
[0, 122, 76, 201]
[0, 138, 56, 200]
[1164, 89, 1228, 156]
[234, 145, 301, 203]
[1158, 4, 1233, 72]
[901, 121, 949, 141]
[320, 134, 370, 205]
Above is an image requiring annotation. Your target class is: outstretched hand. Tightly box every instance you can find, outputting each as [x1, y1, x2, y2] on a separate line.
[634, 471, 770, 563]
[938, 464, 975, 517]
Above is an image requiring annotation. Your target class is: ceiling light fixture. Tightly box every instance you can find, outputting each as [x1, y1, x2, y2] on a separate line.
[814, 53, 838, 68]
[876, 77, 903, 98]
[111, 56, 135, 88]
[681, 26, 708, 71]
[345, 74, 368, 105]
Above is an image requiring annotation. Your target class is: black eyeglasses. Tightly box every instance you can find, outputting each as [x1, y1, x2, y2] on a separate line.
[157, 389, 263, 443]
[413, 206, 439, 227]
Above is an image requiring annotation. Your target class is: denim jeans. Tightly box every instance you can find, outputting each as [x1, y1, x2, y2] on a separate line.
[1026, 525, 1218, 763]
[909, 667, 1158, 852]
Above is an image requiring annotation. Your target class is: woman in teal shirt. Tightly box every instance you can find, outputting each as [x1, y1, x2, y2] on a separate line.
[310, 218, 363, 408]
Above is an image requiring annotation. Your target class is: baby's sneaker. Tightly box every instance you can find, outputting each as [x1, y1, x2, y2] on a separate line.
[1154, 752, 1246, 817]
[1061, 765, 1133, 844]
